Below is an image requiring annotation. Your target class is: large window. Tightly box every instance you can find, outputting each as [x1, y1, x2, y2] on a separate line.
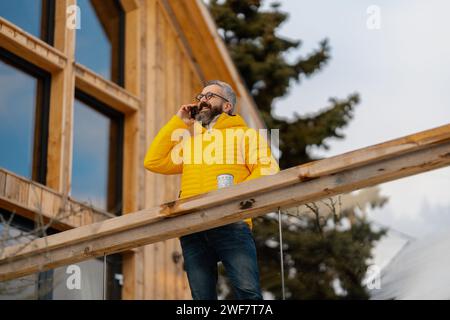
[0, 0, 55, 44]
[0, 210, 41, 299]
[71, 90, 124, 215]
[75, 0, 125, 85]
[0, 49, 50, 183]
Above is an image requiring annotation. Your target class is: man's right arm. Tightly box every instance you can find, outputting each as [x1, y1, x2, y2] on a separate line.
[144, 105, 196, 174]
[144, 115, 189, 175]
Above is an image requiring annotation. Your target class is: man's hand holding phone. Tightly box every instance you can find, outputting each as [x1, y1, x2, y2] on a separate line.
[176, 104, 198, 127]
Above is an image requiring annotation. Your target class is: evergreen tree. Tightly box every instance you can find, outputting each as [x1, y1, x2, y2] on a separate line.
[207, 0, 386, 299]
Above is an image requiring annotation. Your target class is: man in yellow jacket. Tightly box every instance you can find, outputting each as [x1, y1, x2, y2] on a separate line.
[144, 80, 279, 300]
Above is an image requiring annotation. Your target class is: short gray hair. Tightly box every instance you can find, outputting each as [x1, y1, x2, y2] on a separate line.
[204, 80, 236, 114]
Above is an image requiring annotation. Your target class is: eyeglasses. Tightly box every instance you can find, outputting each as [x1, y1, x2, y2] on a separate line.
[195, 92, 229, 103]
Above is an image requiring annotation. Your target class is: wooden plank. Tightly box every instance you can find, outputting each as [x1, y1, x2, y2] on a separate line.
[86, 208, 95, 225]
[137, 0, 159, 301]
[5, 174, 29, 206]
[0, 171, 6, 198]
[4, 174, 18, 204]
[74, 63, 140, 115]
[46, 69, 69, 192]
[79, 205, 86, 226]
[120, 0, 139, 12]
[165, 14, 177, 300]
[122, 1, 155, 299]
[46, 0, 76, 193]
[134, 247, 145, 300]
[143, 244, 156, 299]
[27, 184, 43, 212]
[122, 250, 137, 299]
[154, 10, 169, 300]
[68, 201, 81, 226]
[121, 0, 140, 219]
[41, 189, 56, 218]
[178, 57, 193, 300]
[18, 181, 30, 208]
[123, 2, 140, 96]
[172, 40, 183, 300]
[154, 241, 166, 299]
[1, 124, 450, 281]
[191, 68, 202, 102]
[123, 112, 139, 212]
[52, 196, 63, 220]
[152, 2, 167, 300]
[0, 18, 67, 72]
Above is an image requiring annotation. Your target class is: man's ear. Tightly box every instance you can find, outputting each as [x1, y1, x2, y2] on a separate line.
[223, 102, 233, 114]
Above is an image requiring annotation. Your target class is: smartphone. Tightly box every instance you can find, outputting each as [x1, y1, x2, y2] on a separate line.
[189, 105, 199, 119]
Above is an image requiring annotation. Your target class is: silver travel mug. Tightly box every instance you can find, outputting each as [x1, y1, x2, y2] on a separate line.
[217, 174, 234, 189]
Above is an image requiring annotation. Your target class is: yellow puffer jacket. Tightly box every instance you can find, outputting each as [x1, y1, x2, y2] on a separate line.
[144, 112, 280, 229]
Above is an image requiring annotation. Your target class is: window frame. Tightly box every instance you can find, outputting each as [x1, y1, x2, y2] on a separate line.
[42, 0, 56, 45]
[0, 0, 55, 45]
[0, 48, 51, 185]
[116, 0, 126, 87]
[72, 89, 125, 216]
[74, 0, 126, 87]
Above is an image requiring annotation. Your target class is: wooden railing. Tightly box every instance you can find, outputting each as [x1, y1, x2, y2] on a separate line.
[1, 123, 450, 281]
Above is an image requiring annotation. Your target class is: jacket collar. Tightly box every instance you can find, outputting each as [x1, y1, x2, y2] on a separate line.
[205, 114, 221, 130]
[199, 112, 247, 133]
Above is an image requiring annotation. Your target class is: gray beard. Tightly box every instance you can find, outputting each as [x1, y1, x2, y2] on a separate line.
[195, 107, 222, 127]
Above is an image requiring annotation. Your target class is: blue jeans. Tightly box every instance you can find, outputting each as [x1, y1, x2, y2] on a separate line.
[179, 221, 263, 300]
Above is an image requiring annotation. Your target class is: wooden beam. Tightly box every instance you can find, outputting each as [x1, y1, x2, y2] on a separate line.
[120, 0, 141, 299]
[46, 0, 76, 193]
[0, 17, 66, 72]
[1, 123, 450, 281]
[74, 63, 140, 114]
[120, 0, 139, 12]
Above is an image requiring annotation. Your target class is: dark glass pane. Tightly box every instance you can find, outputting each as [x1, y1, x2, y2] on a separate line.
[0, 58, 37, 179]
[71, 95, 123, 214]
[0, 0, 53, 43]
[75, 0, 123, 85]
[0, 211, 38, 300]
[52, 254, 122, 300]
[72, 99, 110, 210]
[52, 258, 104, 299]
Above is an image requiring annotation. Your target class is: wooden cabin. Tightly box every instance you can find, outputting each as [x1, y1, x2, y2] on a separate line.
[0, 0, 266, 299]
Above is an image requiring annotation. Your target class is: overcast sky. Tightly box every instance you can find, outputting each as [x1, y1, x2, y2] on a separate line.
[266, 0, 450, 268]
